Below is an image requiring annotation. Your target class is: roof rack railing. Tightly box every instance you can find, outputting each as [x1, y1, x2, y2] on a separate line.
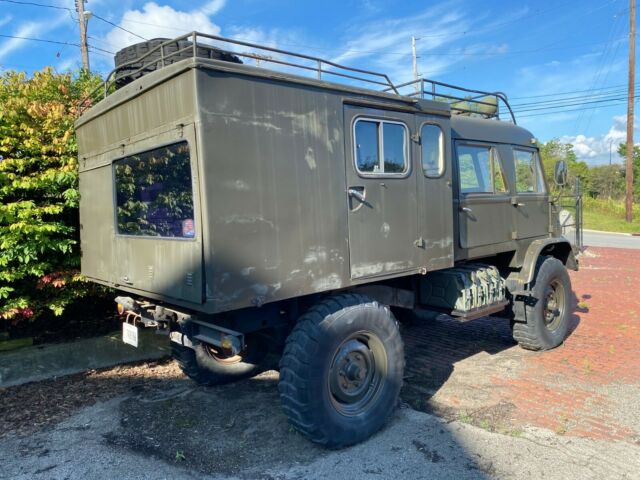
[80, 32, 516, 125]
[384, 78, 517, 124]
[98, 31, 400, 98]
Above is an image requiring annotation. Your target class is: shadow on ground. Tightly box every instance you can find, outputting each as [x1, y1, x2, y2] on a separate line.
[1, 300, 585, 479]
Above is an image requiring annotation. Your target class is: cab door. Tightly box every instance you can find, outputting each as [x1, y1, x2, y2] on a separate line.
[511, 147, 549, 239]
[455, 141, 513, 250]
[344, 105, 419, 280]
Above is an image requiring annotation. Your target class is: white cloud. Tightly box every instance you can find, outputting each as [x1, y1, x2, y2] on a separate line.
[560, 115, 638, 165]
[0, 14, 68, 60]
[101, 2, 225, 53]
[326, 4, 517, 87]
[199, 0, 226, 16]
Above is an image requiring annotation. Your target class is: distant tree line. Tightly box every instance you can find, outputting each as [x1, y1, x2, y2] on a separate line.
[539, 139, 639, 201]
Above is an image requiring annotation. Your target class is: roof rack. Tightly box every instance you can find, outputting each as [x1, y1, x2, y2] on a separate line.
[85, 32, 516, 124]
[384, 78, 516, 124]
[97, 31, 399, 97]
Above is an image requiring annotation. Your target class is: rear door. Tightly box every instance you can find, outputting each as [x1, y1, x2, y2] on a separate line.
[511, 147, 549, 239]
[112, 124, 204, 303]
[344, 105, 419, 280]
[455, 141, 513, 249]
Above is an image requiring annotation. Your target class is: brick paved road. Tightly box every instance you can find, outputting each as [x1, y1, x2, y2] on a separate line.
[402, 247, 640, 445]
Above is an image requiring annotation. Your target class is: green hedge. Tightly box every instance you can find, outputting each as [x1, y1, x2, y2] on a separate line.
[0, 68, 104, 323]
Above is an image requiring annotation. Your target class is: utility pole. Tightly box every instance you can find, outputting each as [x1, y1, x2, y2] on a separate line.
[625, 0, 635, 222]
[75, 0, 90, 71]
[412, 36, 419, 94]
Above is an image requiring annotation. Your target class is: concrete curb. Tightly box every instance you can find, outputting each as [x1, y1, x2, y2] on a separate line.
[582, 229, 634, 236]
[0, 330, 170, 388]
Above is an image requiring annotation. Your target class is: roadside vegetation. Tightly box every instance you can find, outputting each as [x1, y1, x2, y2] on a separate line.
[539, 140, 640, 234]
[582, 197, 640, 233]
[0, 68, 107, 334]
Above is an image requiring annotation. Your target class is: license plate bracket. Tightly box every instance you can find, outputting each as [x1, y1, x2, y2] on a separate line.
[122, 322, 139, 348]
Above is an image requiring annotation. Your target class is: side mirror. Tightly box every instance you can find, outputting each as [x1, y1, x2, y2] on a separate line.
[554, 160, 568, 186]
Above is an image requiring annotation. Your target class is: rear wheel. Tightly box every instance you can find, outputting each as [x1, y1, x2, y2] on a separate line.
[278, 293, 404, 448]
[511, 256, 572, 351]
[171, 330, 267, 385]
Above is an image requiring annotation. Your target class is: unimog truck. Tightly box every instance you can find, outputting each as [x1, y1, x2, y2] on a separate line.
[76, 33, 582, 448]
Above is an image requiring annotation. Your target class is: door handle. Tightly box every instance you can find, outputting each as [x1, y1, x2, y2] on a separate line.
[513, 203, 524, 207]
[348, 188, 366, 203]
[460, 207, 473, 213]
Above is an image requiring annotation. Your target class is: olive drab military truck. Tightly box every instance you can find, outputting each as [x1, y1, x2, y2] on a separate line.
[76, 33, 583, 448]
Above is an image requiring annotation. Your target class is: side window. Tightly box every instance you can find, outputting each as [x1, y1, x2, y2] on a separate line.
[514, 149, 545, 193]
[421, 124, 444, 177]
[354, 118, 408, 175]
[457, 144, 507, 194]
[114, 141, 195, 238]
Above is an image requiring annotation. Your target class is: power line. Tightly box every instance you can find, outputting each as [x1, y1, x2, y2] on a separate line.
[510, 85, 639, 108]
[517, 101, 632, 119]
[0, 33, 113, 55]
[512, 94, 634, 114]
[91, 13, 147, 41]
[510, 82, 632, 99]
[0, 0, 71, 11]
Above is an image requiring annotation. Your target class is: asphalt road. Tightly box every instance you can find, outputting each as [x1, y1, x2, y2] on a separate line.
[583, 230, 640, 249]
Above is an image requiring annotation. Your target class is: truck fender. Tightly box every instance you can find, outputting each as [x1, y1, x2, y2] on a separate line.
[516, 238, 578, 290]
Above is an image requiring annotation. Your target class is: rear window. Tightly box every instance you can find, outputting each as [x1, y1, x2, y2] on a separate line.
[114, 141, 196, 238]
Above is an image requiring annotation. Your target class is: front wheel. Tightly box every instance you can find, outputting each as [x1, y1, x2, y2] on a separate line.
[511, 256, 573, 351]
[278, 294, 405, 448]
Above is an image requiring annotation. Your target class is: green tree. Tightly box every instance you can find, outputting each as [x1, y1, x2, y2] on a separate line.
[538, 139, 589, 192]
[616, 143, 640, 200]
[587, 164, 625, 199]
[0, 68, 103, 322]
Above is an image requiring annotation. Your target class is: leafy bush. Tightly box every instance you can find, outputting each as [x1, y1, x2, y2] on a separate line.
[0, 68, 103, 323]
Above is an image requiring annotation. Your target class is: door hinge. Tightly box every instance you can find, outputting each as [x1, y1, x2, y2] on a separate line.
[511, 231, 518, 240]
[414, 236, 426, 248]
[411, 133, 421, 144]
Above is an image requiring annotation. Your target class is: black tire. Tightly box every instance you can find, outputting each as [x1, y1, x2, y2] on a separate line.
[278, 293, 405, 448]
[171, 329, 267, 386]
[114, 38, 242, 89]
[511, 256, 572, 351]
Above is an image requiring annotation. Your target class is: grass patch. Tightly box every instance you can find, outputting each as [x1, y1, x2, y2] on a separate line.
[582, 197, 640, 233]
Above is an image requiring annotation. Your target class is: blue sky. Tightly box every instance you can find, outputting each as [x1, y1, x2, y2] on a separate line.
[0, 0, 636, 165]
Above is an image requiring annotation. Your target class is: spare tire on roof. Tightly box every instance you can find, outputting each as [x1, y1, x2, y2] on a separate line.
[113, 38, 242, 89]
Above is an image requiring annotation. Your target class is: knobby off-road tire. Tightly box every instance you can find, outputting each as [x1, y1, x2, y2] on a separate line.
[511, 256, 572, 351]
[114, 38, 242, 89]
[171, 330, 267, 386]
[278, 293, 405, 448]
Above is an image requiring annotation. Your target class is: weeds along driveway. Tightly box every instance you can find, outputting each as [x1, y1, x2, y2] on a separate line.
[0, 246, 639, 479]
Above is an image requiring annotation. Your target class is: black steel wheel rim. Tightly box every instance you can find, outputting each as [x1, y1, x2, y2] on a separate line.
[543, 279, 566, 331]
[328, 331, 387, 416]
